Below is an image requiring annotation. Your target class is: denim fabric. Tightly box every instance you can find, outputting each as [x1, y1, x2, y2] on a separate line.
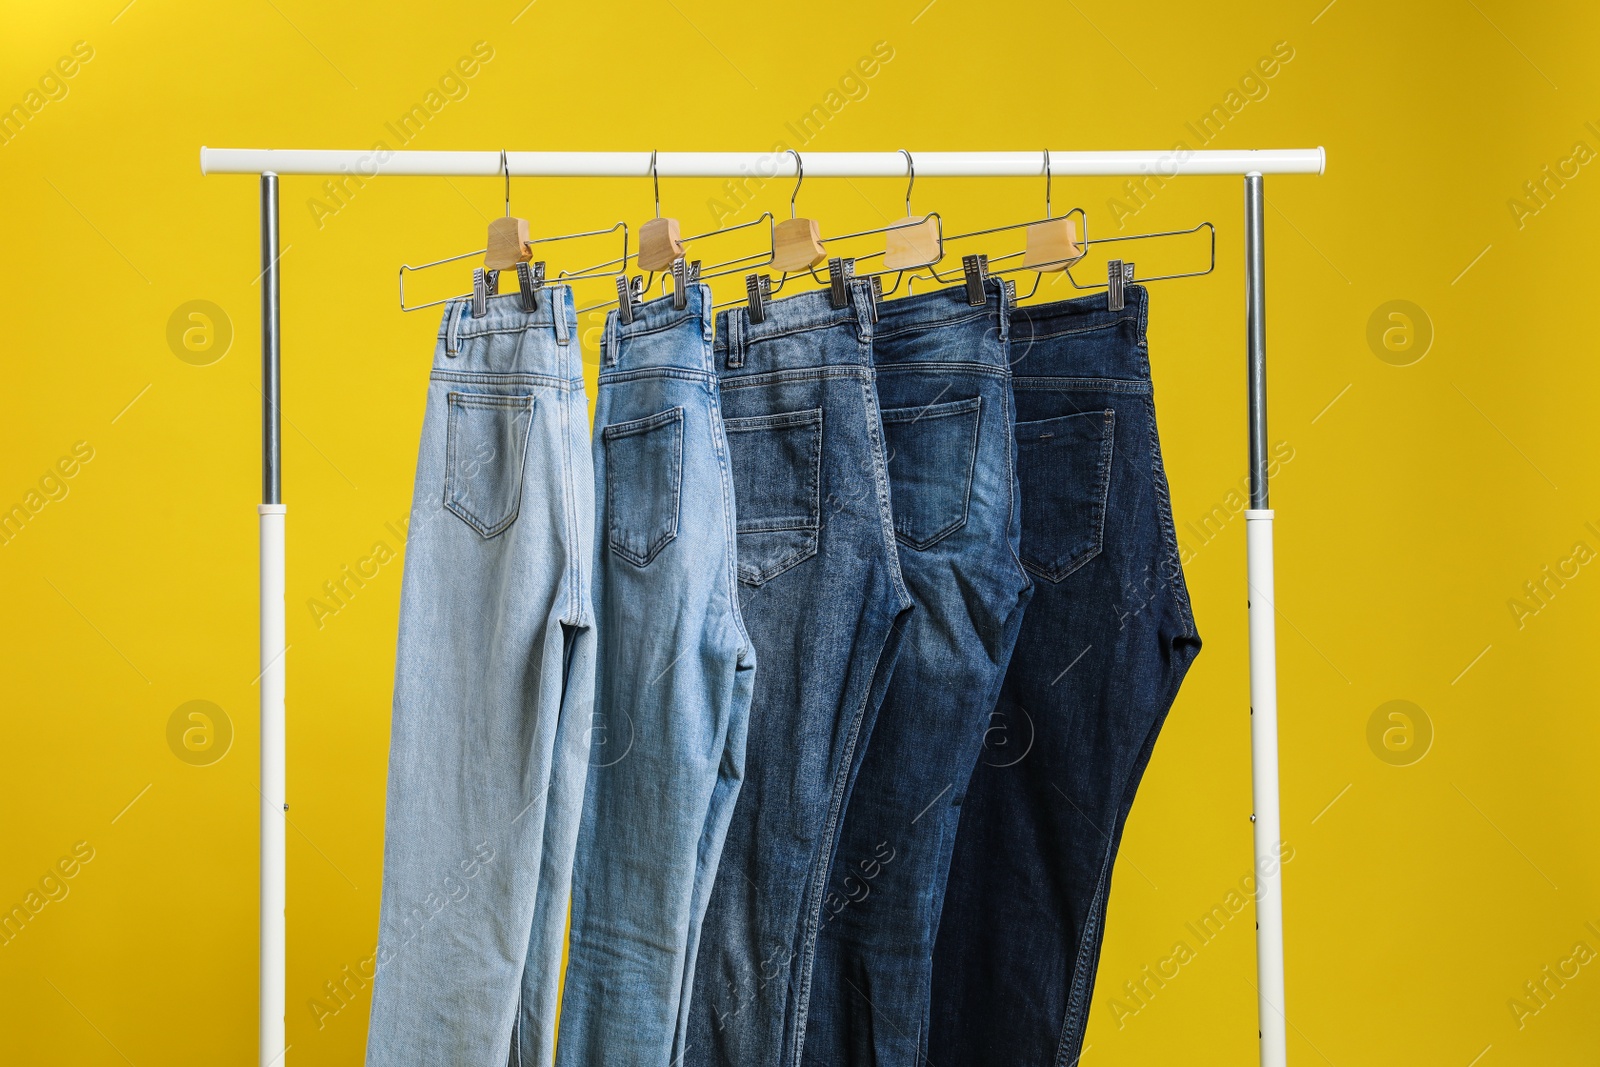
[686, 284, 913, 1067]
[929, 285, 1201, 1066]
[803, 281, 1032, 1067]
[366, 288, 595, 1067]
[556, 285, 756, 1067]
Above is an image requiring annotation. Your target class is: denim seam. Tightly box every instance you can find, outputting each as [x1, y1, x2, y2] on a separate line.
[558, 347, 586, 627]
[431, 370, 583, 390]
[1010, 376, 1151, 394]
[1012, 316, 1136, 342]
[1144, 392, 1199, 638]
[598, 367, 719, 386]
[737, 315, 858, 347]
[1054, 843, 1115, 1067]
[873, 361, 1009, 379]
[858, 364, 912, 613]
[999, 352, 1032, 590]
[613, 316, 698, 343]
[706, 364, 754, 657]
[718, 365, 872, 391]
[872, 308, 991, 340]
[454, 323, 563, 341]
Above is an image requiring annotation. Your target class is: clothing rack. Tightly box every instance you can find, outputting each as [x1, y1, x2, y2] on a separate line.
[198, 146, 1325, 1067]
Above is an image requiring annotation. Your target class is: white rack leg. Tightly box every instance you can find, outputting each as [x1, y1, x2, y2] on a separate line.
[259, 503, 287, 1065]
[1246, 509, 1286, 1066]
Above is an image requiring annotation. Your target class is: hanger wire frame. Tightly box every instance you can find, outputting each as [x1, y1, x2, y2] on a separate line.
[399, 221, 630, 312]
[1060, 220, 1217, 294]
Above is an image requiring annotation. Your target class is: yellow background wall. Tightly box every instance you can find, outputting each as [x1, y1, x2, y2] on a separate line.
[2, 1, 1597, 1063]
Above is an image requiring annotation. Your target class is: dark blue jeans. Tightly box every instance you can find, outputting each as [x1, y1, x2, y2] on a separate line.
[687, 284, 912, 1067]
[930, 286, 1201, 1066]
[803, 281, 1032, 1067]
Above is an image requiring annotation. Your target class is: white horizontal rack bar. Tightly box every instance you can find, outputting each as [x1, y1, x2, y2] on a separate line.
[199, 147, 1325, 178]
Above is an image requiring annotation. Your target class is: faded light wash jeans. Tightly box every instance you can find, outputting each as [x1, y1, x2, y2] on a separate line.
[557, 284, 756, 1067]
[366, 288, 596, 1067]
[804, 280, 1033, 1067]
[686, 283, 913, 1067]
[930, 285, 1201, 1067]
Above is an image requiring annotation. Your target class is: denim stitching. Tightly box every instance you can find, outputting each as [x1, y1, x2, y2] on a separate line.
[718, 365, 872, 391]
[873, 360, 1009, 379]
[1144, 392, 1198, 638]
[1054, 843, 1115, 1067]
[599, 367, 719, 386]
[1010, 376, 1151, 394]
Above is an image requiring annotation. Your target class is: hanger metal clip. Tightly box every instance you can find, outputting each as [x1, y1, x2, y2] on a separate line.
[670, 258, 703, 310]
[963, 253, 990, 307]
[516, 261, 546, 312]
[616, 274, 642, 325]
[473, 267, 500, 318]
[1107, 259, 1134, 311]
[746, 273, 771, 325]
[829, 257, 855, 309]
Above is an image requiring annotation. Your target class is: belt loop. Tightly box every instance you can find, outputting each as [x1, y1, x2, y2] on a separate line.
[698, 284, 714, 345]
[1135, 285, 1149, 348]
[851, 281, 874, 343]
[725, 309, 745, 369]
[996, 278, 1012, 343]
[553, 287, 571, 346]
[445, 300, 465, 357]
[602, 308, 619, 368]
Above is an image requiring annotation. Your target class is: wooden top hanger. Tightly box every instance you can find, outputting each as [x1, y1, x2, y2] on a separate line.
[771, 150, 827, 272]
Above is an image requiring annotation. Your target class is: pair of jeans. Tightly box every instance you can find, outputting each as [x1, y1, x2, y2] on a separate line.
[367, 288, 595, 1067]
[803, 280, 1033, 1067]
[686, 283, 913, 1067]
[930, 285, 1202, 1066]
[557, 285, 756, 1067]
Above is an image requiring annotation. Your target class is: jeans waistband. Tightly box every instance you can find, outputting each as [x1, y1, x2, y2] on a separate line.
[601, 284, 715, 375]
[872, 280, 1010, 369]
[434, 285, 580, 380]
[1009, 285, 1149, 383]
[714, 282, 876, 373]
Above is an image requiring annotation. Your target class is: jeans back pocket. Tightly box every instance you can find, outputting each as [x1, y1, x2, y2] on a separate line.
[880, 395, 982, 551]
[725, 407, 823, 586]
[444, 391, 536, 539]
[1015, 408, 1115, 582]
[602, 406, 685, 567]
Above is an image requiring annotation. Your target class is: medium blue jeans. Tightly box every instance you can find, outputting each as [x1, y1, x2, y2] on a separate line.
[803, 280, 1032, 1067]
[557, 284, 756, 1067]
[686, 284, 912, 1067]
[367, 289, 595, 1067]
[930, 286, 1201, 1066]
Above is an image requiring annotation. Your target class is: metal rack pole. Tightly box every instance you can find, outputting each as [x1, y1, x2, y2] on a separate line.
[258, 171, 287, 1067]
[1243, 172, 1287, 1067]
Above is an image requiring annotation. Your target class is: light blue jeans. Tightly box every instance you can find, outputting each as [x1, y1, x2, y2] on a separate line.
[366, 288, 595, 1067]
[557, 283, 756, 1067]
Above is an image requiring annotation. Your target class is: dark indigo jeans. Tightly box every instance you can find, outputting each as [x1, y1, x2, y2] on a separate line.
[930, 286, 1201, 1067]
[558, 284, 756, 1067]
[803, 281, 1032, 1067]
[686, 284, 912, 1067]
